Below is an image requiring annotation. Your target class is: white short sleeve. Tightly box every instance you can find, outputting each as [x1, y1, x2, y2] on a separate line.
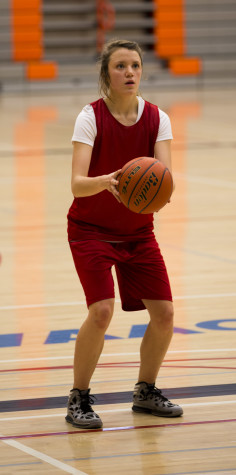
[157, 109, 173, 142]
[72, 104, 97, 146]
[137, 98, 172, 141]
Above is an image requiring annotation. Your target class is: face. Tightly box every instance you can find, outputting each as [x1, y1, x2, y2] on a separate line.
[107, 48, 142, 96]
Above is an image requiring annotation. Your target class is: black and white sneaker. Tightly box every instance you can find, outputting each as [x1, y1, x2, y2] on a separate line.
[65, 388, 103, 429]
[132, 382, 183, 418]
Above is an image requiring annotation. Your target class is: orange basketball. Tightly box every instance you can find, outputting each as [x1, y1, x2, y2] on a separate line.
[117, 156, 173, 214]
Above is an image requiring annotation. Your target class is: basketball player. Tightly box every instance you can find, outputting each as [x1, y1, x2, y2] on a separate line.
[66, 39, 183, 428]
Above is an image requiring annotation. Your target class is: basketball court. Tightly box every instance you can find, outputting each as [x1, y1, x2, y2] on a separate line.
[0, 84, 236, 474]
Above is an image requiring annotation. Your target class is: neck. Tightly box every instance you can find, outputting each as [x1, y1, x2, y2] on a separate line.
[105, 94, 139, 116]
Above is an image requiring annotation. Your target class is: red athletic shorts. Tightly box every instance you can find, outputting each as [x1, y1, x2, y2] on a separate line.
[69, 239, 172, 311]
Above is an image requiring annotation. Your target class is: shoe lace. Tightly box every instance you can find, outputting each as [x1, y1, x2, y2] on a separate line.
[146, 385, 170, 403]
[80, 393, 96, 413]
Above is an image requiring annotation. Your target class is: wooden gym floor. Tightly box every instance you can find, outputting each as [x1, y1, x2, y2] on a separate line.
[0, 85, 236, 474]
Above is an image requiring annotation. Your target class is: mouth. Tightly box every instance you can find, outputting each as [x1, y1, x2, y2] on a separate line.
[125, 81, 135, 85]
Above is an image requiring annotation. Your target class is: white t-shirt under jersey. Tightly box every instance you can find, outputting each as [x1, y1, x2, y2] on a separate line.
[72, 96, 173, 146]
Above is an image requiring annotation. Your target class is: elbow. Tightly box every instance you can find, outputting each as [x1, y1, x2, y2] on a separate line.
[71, 177, 80, 198]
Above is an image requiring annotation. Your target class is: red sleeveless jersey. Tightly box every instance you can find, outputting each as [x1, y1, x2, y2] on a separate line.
[68, 98, 160, 241]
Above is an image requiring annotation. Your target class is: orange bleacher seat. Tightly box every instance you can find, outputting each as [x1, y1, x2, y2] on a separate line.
[26, 62, 58, 80]
[169, 57, 202, 75]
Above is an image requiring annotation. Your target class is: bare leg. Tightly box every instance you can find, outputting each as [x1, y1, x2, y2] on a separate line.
[73, 298, 114, 389]
[138, 300, 174, 383]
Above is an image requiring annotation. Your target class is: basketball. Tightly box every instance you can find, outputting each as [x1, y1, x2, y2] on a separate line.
[117, 156, 173, 214]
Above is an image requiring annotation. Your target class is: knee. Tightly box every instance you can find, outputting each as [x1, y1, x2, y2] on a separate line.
[89, 300, 114, 331]
[151, 302, 174, 329]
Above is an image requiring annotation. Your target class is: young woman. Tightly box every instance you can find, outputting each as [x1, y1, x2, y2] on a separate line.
[66, 39, 183, 429]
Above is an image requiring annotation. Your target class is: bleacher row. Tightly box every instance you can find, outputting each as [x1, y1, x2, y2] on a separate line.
[0, 0, 236, 92]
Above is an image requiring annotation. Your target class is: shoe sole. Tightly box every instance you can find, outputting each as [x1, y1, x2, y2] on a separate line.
[65, 415, 103, 429]
[132, 405, 183, 418]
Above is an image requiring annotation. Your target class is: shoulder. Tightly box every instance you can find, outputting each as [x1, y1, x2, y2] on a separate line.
[144, 100, 169, 120]
[143, 99, 158, 111]
[90, 98, 104, 114]
[143, 100, 161, 123]
[158, 108, 170, 122]
[78, 103, 95, 120]
[139, 98, 159, 123]
[143, 101, 172, 140]
[72, 104, 97, 146]
[158, 108, 172, 129]
[156, 108, 173, 141]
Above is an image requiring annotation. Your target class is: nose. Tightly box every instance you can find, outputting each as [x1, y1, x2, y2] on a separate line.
[126, 66, 133, 76]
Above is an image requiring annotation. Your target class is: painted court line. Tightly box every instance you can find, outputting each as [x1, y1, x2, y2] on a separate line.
[1, 364, 235, 374]
[1, 356, 236, 373]
[0, 370, 235, 392]
[64, 444, 236, 461]
[1, 383, 234, 414]
[0, 400, 236, 422]
[0, 348, 236, 365]
[0, 436, 87, 474]
[0, 291, 235, 310]
[156, 470, 236, 475]
[0, 461, 41, 469]
[1, 418, 236, 441]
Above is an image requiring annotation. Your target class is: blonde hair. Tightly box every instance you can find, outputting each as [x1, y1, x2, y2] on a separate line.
[98, 39, 143, 97]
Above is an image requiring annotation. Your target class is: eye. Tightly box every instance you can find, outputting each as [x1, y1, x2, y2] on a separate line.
[117, 63, 124, 69]
[133, 63, 140, 69]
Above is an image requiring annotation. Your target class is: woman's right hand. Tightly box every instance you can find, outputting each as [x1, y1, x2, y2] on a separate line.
[102, 169, 122, 202]
[72, 142, 122, 200]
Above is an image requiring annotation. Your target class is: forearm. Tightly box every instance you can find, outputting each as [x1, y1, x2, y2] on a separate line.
[71, 169, 121, 201]
[72, 175, 109, 198]
[71, 142, 120, 200]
